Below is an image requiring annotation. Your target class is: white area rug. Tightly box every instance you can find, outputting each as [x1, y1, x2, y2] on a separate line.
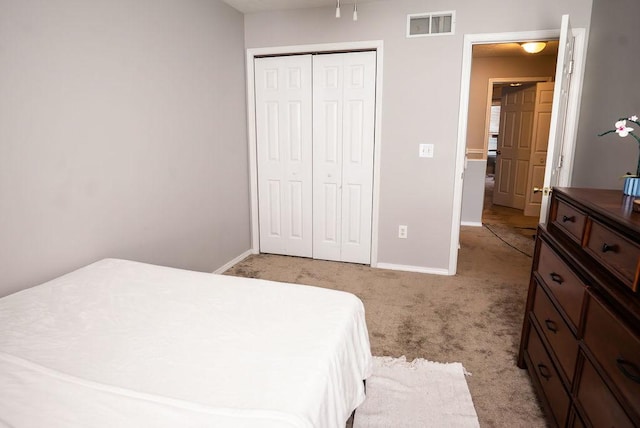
[354, 356, 480, 428]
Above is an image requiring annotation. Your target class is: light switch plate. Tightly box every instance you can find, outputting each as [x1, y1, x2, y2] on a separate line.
[419, 143, 434, 158]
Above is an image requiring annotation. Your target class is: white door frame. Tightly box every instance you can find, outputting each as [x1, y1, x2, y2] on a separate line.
[246, 40, 384, 267]
[449, 27, 587, 275]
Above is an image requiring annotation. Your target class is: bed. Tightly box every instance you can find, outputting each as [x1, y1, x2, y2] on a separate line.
[0, 258, 372, 427]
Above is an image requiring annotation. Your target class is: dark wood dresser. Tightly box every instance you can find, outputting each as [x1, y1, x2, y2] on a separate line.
[518, 188, 640, 427]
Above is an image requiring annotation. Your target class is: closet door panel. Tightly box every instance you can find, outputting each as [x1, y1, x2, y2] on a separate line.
[255, 55, 313, 257]
[313, 55, 343, 262]
[315, 51, 376, 264]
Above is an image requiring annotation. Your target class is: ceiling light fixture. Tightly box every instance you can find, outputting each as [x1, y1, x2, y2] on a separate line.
[353, 1, 358, 21]
[521, 42, 547, 54]
[335, 0, 341, 18]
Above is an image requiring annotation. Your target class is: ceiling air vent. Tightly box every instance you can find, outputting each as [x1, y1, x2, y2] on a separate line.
[407, 11, 456, 38]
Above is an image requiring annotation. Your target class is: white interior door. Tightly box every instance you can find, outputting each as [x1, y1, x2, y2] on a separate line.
[493, 84, 536, 210]
[255, 55, 313, 257]
[524, 82, 554, 217]
[539, 14, 575, 223]
[313, 52, 376, 264]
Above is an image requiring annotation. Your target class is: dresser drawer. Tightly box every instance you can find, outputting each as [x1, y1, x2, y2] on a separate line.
[570, 411, 585, 428]
[576, 356, 635, 428]
[526, 325, 570, 427]
[532, 282, 579, 383]
[583, 295, 640, 416]
[537, 241, 586, 328]
[553, 200, 587, 244]
[584, 219, 640, 292]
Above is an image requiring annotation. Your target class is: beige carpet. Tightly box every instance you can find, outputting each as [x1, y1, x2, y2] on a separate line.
[224, 225, 545, 427]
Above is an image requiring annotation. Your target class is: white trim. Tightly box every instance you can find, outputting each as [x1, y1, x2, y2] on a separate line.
[213, 249, 253, 274]
[449, 26, 587, 276]
[376, 263, 451, 276]
[449, 32, 475, 276]
[247, 41, 383, 58]
[558, 28, 587, 186]
[461, 221, 483, 227]
[370, 46, 384, 268]
[246, 51, 259, 254]
[246, 40, 384, 267]
[466, 148, 484, 155]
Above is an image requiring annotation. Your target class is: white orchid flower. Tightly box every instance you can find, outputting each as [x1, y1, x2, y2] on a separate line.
[615, 120, 634, 137]
[630, 115, 639, 122]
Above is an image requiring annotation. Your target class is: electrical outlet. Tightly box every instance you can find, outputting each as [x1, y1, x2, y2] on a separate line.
[398, 225, 408, 239]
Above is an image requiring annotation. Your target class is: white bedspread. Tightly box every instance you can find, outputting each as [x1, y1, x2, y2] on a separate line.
[0, 259, 372, 427]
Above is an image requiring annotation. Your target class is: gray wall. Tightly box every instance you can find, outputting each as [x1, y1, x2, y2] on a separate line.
[244, 0, 591, 271]
[0, 0, 250, 297]
[572, 0, 640, 188]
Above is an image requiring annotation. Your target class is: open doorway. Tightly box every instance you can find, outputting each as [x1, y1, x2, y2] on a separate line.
[462, 40, 559, 243]
[450, 17, 587, 275]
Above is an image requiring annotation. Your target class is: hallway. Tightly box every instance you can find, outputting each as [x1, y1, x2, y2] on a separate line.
[482, 175, 539, 240]
[457, 175, 539, 259]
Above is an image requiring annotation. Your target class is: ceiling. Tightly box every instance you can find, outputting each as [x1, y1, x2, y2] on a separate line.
[222, 0, 379, 14]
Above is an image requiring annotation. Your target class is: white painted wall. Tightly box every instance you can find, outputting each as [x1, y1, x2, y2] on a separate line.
[0, 0, 250, 296]
[244, 0, 592, 272]
[572, 0, 640, 188]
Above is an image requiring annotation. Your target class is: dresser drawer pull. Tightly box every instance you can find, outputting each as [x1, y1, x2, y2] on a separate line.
[616, 356, 640, 383]
[544, 319, 558, 333]
[561, 215, 575, 223]
[601, 243, 618, 253]
[549, 272, 564, 284]
[537, 363, 552, 380]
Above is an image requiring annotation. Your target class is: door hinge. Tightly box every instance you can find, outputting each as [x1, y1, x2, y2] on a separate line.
[558, 154, 564, 168]
[568, 60, 574, 75]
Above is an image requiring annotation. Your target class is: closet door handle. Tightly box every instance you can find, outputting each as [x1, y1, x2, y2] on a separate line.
[616, 357, 640, 384]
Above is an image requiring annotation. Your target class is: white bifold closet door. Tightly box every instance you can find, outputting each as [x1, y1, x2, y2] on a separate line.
[312, 52, 376, 264]
[255, 51, 376, 264]
[255, 55, 313, 258]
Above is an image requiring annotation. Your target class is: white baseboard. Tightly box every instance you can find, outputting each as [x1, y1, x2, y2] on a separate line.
[461, 221, 483, 227]
[213, 249, 254, 274]
[375, 263, 452, 276]
[217, 252, 452, 276]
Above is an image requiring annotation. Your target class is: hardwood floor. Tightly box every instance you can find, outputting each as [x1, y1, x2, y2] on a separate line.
[482, 175, 539, 238]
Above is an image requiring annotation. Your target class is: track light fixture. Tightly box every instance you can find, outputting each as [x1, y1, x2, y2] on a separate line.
[335, 0, 358, 21]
